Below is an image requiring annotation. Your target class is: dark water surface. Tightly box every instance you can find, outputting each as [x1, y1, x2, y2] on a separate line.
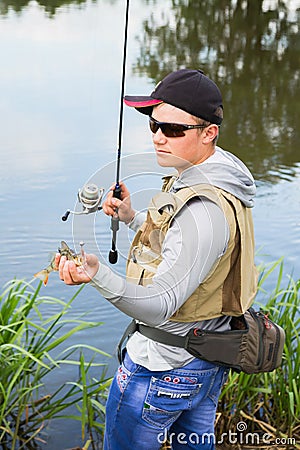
[0, 0, 299, 447]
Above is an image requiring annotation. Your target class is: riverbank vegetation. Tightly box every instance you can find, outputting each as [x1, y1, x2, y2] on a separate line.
[0, 279, 111, 449]
[0, 259, 299, 449]
[216, 260, 300, 449]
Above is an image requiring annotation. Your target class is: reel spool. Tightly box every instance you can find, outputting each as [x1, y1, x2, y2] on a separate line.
[62, 183, 104, 221]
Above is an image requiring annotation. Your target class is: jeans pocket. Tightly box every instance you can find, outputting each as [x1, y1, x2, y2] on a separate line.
[116, 361, 132, 393]
[142, 375, 201, 429]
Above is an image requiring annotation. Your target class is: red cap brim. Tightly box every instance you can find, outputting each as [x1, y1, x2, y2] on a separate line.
[124, 96, 162, 108]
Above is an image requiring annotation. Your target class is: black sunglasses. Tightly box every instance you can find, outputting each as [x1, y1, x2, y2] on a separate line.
[149, 116, 207, 138]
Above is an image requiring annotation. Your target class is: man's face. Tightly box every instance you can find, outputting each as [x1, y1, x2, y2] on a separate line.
[151, 103, 215, 174]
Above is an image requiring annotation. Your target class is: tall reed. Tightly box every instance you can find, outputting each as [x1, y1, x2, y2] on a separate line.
[0, 279, 110, 449]
[216, 260, 300, 448]
[2, 261, 299, 449]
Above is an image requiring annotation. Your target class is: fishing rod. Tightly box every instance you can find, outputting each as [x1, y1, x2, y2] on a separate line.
[109, 0, 130, 264]
[62, 0, 130, 265]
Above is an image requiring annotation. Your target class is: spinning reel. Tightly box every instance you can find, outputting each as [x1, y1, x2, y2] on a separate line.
[61, 183, 104, 222]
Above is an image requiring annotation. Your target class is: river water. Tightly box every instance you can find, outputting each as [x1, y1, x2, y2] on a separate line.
[0, 0, 299, 448]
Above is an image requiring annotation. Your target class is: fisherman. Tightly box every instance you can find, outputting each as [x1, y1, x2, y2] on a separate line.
[57, 69, 257, 450]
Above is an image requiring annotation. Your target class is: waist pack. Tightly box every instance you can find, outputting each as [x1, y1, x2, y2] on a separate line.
[119, 308, 285, 374]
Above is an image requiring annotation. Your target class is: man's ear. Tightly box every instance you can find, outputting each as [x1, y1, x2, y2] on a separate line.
[202, 124, 219, 144]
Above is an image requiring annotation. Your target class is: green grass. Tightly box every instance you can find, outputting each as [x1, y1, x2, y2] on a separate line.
[1, 259, 299, 449]
[0, 279, 111, 449]
[216, 259, 300, 449]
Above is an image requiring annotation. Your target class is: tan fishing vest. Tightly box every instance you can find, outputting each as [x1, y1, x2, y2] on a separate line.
[126, 175, 258, 322]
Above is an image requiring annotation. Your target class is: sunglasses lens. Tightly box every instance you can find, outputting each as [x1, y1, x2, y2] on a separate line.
[149, 118, 186, 137]
[149, 119, 159, 134]
[163, 124, 186, 137]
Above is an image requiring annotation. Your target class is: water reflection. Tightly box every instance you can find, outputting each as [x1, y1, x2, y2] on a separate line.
[132, 0, 300, 182]
[0, 0, 89, 16]
[1, 0, 299, 181]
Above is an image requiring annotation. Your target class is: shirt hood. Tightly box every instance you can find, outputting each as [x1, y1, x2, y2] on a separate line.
[171, 147, 256, 208]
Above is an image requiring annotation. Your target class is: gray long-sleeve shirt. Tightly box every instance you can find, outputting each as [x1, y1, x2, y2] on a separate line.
[90, 147, 256, 370]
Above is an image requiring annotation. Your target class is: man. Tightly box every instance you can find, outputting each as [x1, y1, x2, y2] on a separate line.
[57, 69, 257, 449]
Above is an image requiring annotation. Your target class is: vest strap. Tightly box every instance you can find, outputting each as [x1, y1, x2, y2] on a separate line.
[117, 319, 138, 363]
[117, 320, 188, 363]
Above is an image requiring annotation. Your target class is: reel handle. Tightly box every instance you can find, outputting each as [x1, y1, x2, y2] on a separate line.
[62, 210, 71, 222]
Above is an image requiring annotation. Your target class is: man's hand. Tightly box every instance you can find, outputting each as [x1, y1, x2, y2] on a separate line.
[102, 181, 136, 224]
[55, 253, 100, 285]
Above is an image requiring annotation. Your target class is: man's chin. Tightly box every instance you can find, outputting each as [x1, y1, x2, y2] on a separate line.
[156, 153, 183, 167]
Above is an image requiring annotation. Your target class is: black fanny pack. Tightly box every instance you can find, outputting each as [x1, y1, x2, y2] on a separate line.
[118, 308, 285, 374]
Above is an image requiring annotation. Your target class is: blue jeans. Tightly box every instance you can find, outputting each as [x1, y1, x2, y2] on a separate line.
[104, 352, 228, 450]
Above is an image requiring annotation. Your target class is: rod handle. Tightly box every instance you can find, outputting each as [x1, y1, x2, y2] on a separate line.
[108, 185, 122, 264]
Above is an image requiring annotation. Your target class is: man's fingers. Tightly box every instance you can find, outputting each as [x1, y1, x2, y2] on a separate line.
[58, 257, 78, 284]
[58, 252, 99, 286]
[102, 195, 123, 216]
[111, 197, 122, 208]
[102, 203, 117, 216]
[54, 253, 61, 270]
[62, 261, 83, 285]
[58, 255, 67, 279]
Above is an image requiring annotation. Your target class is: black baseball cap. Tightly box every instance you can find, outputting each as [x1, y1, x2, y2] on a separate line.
[124, 69, 223, 125]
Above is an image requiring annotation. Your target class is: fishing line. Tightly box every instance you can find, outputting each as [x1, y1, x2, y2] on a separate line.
[109, 0, 130, 264]
[62, 0, 130, 265]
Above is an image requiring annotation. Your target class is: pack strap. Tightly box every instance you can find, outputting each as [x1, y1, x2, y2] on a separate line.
[117, 319, 138, 363]
[117, 319, 188, 363]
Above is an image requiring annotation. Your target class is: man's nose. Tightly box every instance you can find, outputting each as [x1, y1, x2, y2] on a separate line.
[152, 127, 167, 143]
